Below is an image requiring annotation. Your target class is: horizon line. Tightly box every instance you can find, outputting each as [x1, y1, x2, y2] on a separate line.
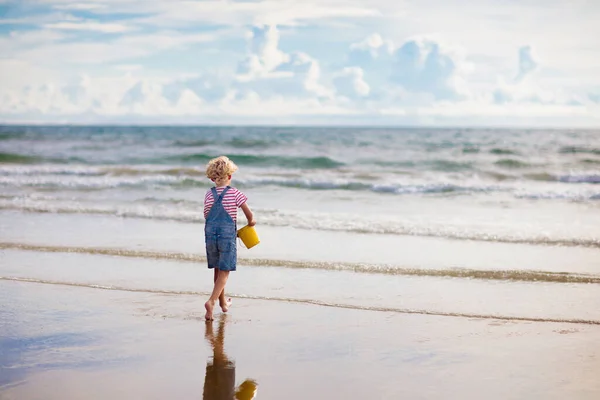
[1, 122, 599, 130]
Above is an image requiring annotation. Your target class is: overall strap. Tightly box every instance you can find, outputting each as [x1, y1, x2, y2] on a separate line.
[211, 186, 231, 204]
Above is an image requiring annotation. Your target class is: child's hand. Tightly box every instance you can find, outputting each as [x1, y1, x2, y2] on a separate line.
[241, 203, 255, 226]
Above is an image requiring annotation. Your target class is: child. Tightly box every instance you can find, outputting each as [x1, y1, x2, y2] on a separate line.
[203, 156, 255, 321]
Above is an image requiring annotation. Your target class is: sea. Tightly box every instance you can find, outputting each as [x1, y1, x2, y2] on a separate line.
[1, 125, 599, 324]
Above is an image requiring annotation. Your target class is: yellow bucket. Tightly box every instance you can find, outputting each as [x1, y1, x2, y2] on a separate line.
[237, 225, 260, 249]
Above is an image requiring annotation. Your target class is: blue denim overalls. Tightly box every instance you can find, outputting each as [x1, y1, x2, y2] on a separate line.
[205, 186, 237, 271]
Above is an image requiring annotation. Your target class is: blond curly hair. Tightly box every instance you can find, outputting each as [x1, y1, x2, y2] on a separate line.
[206, 156, 238, 185]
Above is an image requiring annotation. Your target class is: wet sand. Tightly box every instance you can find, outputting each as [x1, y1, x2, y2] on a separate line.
[3, 248, 600, 323]
[2, 279, 600, 400]
[2, 209, 600, 399]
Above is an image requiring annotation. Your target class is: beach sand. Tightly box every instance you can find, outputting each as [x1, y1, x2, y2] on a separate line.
[2, 208, 600, 399]
[2, 274, 600, 400]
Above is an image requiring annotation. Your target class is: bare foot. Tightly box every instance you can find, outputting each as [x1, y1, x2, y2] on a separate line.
[205, 301, 215, 321]
[219, 298, 232, 313]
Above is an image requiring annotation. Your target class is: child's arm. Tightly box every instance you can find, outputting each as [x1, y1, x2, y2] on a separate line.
[240, 203, 256, 226]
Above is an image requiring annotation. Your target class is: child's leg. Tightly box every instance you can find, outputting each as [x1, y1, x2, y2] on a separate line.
[214, 269, 232, 312]
[205, 270, 230, 320]
[213, 269, 224, 302]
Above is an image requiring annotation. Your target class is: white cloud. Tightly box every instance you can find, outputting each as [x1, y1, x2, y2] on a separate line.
[236, 25, 332, 99]
[0, 11, 81, 26]
[114, 64, 144, 72]
[0, 59, 58, 89]
[350, 33, 385, 52]
[516, 45, 538, 82]
[237, 25, 289, 77]
[217, 94, 347, 118]
[62, 74, 92, 104]
[163, 74, 231, 104]
[275, 52, 330, 96]
[3, 29, 67, 46]
[333, 67, 370, 98]
[4, 30, 220, 65]
[491, 45, 569, 106]
[412, 101, 592, 119]
[44, 21, 132, 33]
[175, 89, 203, 112]
[1, 0, 599, 125]
[348, 33, 393, 64]
[78, 0, 380, 28]
[118, 80, 171, 114]
[342, 33, 472, 101]
[253, 1, 381, 26]
[493, 81, 556, 105]
[51, 3, 108, 11]
[5, 82, 77, 115]
[390, 38, 469, 100]
[235, 52, 331, 99]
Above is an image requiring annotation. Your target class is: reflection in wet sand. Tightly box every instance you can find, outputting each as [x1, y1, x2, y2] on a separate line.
[203, 315, 258, 400]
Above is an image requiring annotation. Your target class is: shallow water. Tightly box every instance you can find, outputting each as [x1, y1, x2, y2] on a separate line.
[1, 125, 599, 328]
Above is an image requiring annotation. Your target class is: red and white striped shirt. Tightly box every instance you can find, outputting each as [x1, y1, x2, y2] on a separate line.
[203, 186, 248, 222]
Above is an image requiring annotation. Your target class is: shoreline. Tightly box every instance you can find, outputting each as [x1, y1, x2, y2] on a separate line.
[2, 211, 600, 275]
[3, 241, 600, 284]
[2, 277, 600, 326]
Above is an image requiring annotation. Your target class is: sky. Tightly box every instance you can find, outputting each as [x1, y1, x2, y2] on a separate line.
[0, 0, 599, 126]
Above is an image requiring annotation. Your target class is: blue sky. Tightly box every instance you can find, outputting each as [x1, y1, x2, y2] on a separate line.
[0, 0, 599, 126]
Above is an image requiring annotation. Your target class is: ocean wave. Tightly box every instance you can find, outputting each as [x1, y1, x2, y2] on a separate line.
[244, 178, 490, 194]
[462, 146, 480, 153]
[581, 158, 600, 165]
[163, 153, 344, 169]
[0, 165, 108, 176]
[110, 166, 206, 177]
[494, 159, 531, 169]
[2, 242, 600, 284]
[172, 137, 275, 149]
[479, 171, 515, 181]
[428, 160, 474, 171]
[225, 138, 275, 148]
[1, 200, 598, 248]
[0, 149, 344, 170]
[2, 171, 599, 202]
[524, 173, 600, 184]
[0, 152, 85, 165]
[367, 159, 473, 171]
[558, 174, 600, 184]
[523, 173, 555, 182]
[0, 131, 28, 141]
[515, 190, 600, 201]
[0, 164, 207, 178]
[0, 152, 47, 164]
[0, 174, 190, 190]
[0, 169, 494, 194]
[559, 146, 600, 155]
[171, 139, 211, 147]
[2, 166, 599, 201]
[490, 148, 519, 155]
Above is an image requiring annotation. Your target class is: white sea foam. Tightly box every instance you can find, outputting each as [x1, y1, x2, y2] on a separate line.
[1, 197, 598, 248]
